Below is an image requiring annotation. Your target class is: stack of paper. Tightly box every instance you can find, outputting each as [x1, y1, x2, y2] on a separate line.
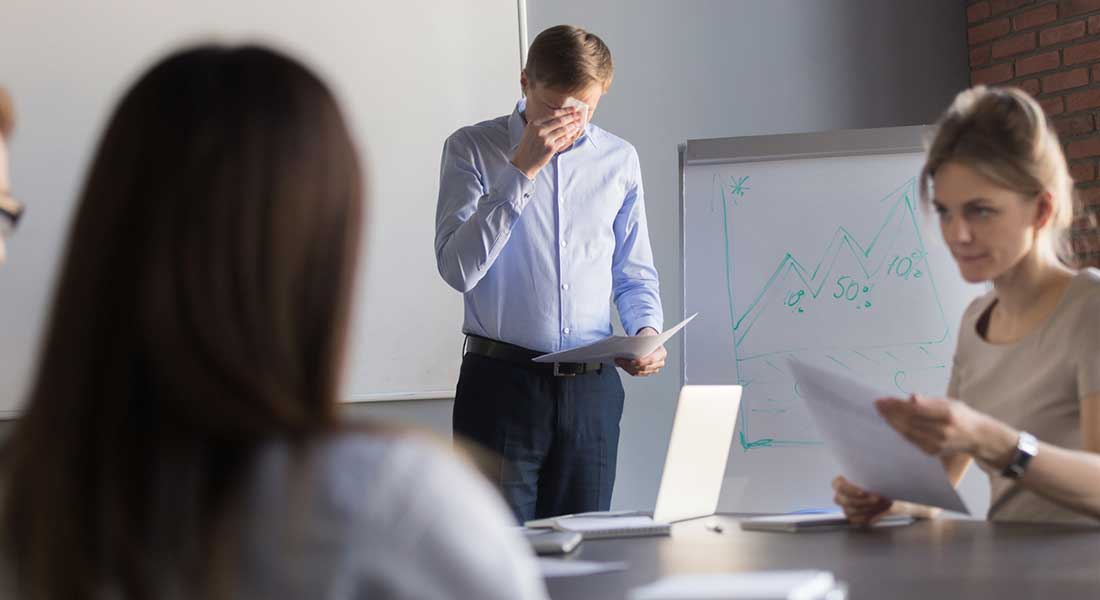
[538, 558, 629, 579]
[630, 570, 845, 600]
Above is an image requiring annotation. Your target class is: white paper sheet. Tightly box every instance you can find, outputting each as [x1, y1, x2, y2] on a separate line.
[739, 513, 915, 532]
[788, 359, 969, 514]
[546, 516, 660, 532]
[533, 314, 698, 363]
[629, 570, 839, 600]
[538, 558, 629, 578]
[524, 510, 644, 527]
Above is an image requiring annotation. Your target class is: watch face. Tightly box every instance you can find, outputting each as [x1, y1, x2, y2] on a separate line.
[1018, 432, 1039, 456]
[1002, 432, 1038, 479]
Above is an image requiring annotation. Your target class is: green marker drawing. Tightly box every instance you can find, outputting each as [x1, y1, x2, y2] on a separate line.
[730, 175, 750, 197]
[718, 177, 954, 450]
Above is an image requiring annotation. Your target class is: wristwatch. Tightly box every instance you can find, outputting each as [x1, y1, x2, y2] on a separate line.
[1001, 431, 1039, 480]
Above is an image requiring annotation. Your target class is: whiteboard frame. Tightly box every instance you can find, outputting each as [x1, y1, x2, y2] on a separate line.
[677, 125, 932, 390]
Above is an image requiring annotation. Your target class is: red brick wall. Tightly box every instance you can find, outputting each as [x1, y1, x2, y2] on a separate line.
[968, 0, 1100, 265]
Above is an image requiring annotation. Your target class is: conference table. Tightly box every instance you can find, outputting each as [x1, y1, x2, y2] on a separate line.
[545, 514, 1100, 599]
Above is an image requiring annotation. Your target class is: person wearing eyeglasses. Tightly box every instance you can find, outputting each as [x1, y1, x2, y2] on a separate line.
[0, 87, 21, 265]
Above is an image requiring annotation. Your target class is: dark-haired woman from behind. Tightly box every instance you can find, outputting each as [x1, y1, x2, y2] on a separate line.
[0, 45, 547, 599]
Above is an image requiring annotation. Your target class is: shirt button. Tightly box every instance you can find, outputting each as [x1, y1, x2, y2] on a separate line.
[560, 240, 567, 248]
[563, 327, 571, 335]
[523, 193, 531, 199]
[562, 283, 570, 290]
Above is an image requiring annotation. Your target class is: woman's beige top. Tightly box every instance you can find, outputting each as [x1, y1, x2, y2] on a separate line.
[950, 268, 1100, 524]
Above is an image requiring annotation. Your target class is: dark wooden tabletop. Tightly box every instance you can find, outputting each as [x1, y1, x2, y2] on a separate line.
[545, 515, 1100, 599]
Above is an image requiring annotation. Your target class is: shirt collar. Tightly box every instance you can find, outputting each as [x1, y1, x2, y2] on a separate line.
[509, 97, 599, 152]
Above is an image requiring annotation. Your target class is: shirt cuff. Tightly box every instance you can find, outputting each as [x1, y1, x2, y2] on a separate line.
[627, 315, 663, 336]
[493, 163, 536, 212]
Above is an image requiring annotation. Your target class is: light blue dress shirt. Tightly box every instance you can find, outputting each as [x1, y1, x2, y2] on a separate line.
[435, 98, 662, 353]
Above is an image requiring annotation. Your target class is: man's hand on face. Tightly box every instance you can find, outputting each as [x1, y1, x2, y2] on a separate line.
[615, 327, 666, 377]
[510, 108, 582, 181]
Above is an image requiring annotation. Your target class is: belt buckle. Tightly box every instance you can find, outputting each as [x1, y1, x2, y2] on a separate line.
[553, 362, 577, 377]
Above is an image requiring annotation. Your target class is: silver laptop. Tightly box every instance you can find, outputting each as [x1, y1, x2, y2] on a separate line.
[652, 385, 742, 524]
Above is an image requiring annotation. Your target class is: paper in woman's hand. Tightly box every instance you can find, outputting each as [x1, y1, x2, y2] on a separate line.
[788, 358, 969, 514]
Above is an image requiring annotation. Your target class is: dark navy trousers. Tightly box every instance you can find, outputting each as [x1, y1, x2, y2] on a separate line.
[452, 352, 625, 523]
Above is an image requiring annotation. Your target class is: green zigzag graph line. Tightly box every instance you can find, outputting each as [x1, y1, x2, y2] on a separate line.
[718, 175, 951, 450]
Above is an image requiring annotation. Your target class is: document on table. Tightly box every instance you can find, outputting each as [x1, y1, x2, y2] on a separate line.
[739, 512, 915, 532]
[629, 570, 843, 600]
[788, 358, 969, 514]
[538, 558, 629, 578]
[533, 314, 698, 363]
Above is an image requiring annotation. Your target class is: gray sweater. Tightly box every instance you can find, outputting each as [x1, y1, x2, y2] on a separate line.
[0, 434, 548, 599]
[234, 434, 549, 599]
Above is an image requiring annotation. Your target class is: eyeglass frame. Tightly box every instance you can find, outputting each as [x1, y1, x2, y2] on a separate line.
[0, 193, 23, 240]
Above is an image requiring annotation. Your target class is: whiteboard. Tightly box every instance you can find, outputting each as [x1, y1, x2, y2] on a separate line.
[681, 127, 985, 513]
[0, 0, 520, 414]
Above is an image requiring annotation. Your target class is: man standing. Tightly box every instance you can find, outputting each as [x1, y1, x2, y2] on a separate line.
[435, 25, 665, 522]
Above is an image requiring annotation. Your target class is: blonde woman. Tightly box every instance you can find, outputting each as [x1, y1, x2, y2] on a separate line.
[833, 86, 1100, 525]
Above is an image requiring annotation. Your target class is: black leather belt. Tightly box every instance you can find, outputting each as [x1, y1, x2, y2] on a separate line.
[464, 335, 604, 377]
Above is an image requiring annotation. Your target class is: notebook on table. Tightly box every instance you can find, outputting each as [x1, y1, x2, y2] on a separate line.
[525, 514, 670, 540]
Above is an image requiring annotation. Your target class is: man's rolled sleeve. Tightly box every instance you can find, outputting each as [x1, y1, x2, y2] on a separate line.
[435, 132, 535, 293]
[611, 148, 663, 336]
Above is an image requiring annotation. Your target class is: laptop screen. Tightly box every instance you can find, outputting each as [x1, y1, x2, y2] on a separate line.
[652, 385, 742, 524]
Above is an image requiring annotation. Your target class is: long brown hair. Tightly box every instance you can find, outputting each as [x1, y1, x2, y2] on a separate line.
[1, 44, 363, 598]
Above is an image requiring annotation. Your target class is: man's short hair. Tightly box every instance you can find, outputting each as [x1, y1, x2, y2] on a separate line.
[0, 87, 14, 138]
[525, 25, 613, 92]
